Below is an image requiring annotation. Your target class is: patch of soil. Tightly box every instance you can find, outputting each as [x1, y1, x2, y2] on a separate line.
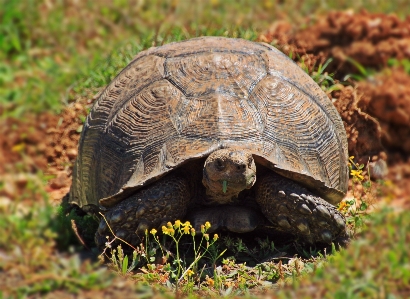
[0, 98, 93, 204]
[331, 85, 385, 167]
[260, 10, 410, 78]
[357, 68, 410, 154]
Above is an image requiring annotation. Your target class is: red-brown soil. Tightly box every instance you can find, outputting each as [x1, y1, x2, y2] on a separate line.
[1, 10, 409, 209]
[261, 10, 410, 78]
[0, 98, 92, 204]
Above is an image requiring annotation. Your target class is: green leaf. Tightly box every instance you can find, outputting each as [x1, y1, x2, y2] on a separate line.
[122, 255, 128, 275]
[360, 202, 368, 211]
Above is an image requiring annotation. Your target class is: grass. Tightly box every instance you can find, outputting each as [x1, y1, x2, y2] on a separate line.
[2, 0, 410, 298]
[2, 0, 410, 117]
[1, 192, 409, 298]
[1, 134, 399, 298]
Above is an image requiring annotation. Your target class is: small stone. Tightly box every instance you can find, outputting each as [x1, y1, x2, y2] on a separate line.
[54, 145, 63, 154]
[0, 196, 11, 210]
[3, 180, 16, 198]
[278, 191, 286, 198]
[49, 171, 69, 189]
[369, 159, 388, 180]
[74, 103, 83, 111]
[66, 148, 78, 159]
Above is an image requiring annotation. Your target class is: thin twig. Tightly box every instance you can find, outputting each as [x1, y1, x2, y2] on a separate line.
[99, 212, 138, 251]
[71, 219, 90, 250]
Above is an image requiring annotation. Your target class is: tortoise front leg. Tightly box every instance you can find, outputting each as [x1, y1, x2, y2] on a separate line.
[95, 173, 192, 250]
[255, 172, 348, 245]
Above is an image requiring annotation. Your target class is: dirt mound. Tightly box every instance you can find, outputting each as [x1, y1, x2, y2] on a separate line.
[331, 86, 385, 166]
[0, 100, 92, 203]
[357, 68, 410, 154]
[261, 10, 410, 77]
[331, 67, 410, 164]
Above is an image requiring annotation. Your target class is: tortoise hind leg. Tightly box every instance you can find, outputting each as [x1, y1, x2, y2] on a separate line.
[95, 173, 192, 250]
[255, 172, 348, 245]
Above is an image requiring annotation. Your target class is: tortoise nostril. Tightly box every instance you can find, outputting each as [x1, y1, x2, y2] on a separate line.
[215, 158, 225, 170]
[236, 164, 246, 171]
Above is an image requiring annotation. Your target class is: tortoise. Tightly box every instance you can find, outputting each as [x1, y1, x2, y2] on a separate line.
[69, 37, 349, 249]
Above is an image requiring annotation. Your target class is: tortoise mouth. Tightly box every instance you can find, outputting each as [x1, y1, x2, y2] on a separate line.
[218, 173, 256, 193]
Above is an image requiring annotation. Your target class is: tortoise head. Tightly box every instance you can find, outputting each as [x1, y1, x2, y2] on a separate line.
[202, 149, 256, 203]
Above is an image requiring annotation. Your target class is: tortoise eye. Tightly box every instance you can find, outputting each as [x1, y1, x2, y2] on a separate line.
[215, 159, 224, 170]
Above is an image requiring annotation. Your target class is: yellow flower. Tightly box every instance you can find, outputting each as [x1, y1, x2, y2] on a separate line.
[168, 228, 175, 236]
[205, 221, 211, 230]
[200, 224, 205, 234]
[183, 221, 191, 227]
[186, 269, 194, 276]
[191, 228, 196, 236]
[150, 228, 157, 235]
[213, 234, 218, 241]
[338, 201, 347, 211]
[204, 234, 209, 241]
[174, 220, 181, 229]
[183, 225, 190, 234]
[351, 169, 364, 180]
[206, 275, 214, 287]
[167, 222, 173, 228]
[162, 226, 168, 234]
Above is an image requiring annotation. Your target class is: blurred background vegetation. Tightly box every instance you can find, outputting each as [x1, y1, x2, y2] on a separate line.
[1, 0, 410, 116]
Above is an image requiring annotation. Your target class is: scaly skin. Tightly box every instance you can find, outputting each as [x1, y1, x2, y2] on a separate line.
[255, 172, 347, 244]
[95, 173, 192, 250]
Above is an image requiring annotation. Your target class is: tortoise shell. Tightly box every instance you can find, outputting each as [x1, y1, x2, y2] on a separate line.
[70, 37, 349, 209]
